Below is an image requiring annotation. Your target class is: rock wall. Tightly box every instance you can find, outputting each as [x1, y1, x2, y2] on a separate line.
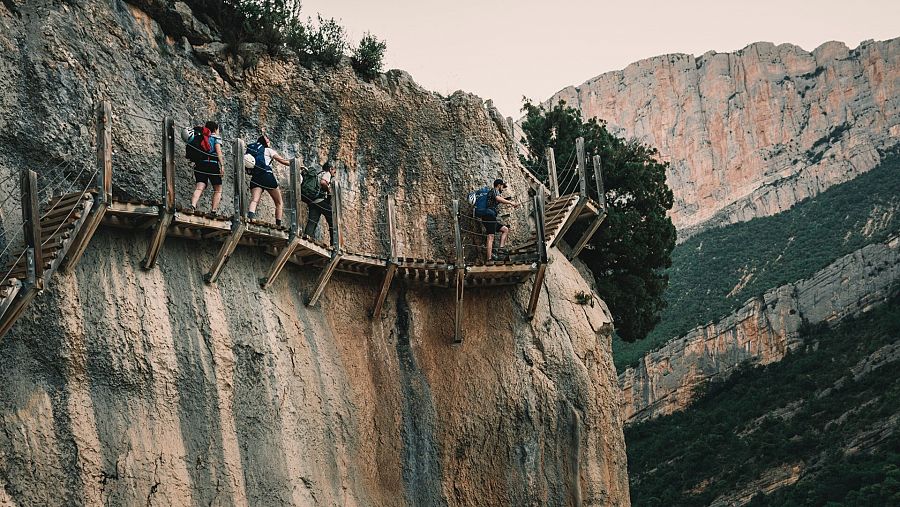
[619, 235, 900, 423]
[546, 39, 900, 236]
[0, 1, 630, 505]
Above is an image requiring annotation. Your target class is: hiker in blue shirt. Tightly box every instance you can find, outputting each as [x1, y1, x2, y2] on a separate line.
[187, 121, 224, 212]
[476, 178, 520, 261]
[246, 135, 290, 226]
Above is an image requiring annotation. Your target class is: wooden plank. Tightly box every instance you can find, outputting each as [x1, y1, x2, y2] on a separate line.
[306, 252, 342, 306]
[452, 199, 465, 346]
[142, 116, 175, 269]
[576, 137, 587, 198]
[331, 178, 343, 251]
[234, 139, 247, 218]
[204, 221, 245, 283]
[0, 284, 38, 339]
[289, 158, 301, 238]
[21, 169, 42, 281]
[525, 263, 547, 320]
[546, 147, 559, 199]
[592, 154, 607, 210]
[552, 196, 588, 248]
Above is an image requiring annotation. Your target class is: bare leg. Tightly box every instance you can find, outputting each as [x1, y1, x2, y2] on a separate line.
[268, 188, 283, 221]
[499, 226, 509, 247]
[211, 185, 223, 211]
[486, 233, 494, 260]
[191, 182, 206, 207]
[248, 187, 264, 214]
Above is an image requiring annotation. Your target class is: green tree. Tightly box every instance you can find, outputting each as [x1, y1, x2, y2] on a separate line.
[519, 100, 676, 341]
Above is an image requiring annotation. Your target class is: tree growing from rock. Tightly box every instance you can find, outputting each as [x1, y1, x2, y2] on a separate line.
[519, 100, 676, 342]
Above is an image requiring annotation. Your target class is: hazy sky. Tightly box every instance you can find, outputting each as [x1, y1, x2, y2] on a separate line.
[301, 0, 899, 116]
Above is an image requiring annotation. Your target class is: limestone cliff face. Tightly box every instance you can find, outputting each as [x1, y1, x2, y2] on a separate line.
[0, 1, 630, 505]
[619, 236, 900, 423]
[547, 39, 900, 236]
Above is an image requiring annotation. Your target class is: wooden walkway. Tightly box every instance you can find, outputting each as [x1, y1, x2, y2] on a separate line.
[0, 103, 607, 345]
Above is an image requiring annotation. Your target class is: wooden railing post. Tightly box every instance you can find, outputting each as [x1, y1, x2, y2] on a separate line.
[97, 101, 112, 204]
[142, 116, 175, 269]
[371, 196, 398, 318]
[233, 138, 247, 220]
[526, 190, 547, 319]
[21, 169, 42, 284]
[61, 100, 112, 272]
[592, 154, 607, 210]
[205, 138, 246, 283]
[546, 147, 559, 199]
[576, 137, 587, 198]
[259, 158, 303, 289]
[452, 199, 465, 345]
[306, 174, 343, 306]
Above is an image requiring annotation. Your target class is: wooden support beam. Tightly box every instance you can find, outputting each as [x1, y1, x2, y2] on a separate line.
[259, 159, 302, 289]
[576, 137, 587, 198]
[506, 116, 516, 139]
[592, 154, 607, 210]
[21, 169, 42, 283]
[526, 191, 548, 320]
[142, 116, 175, 269]
[371, 197, 398, 318]
[306, 252, 342, 306]
[0, 280, 38, 339]
[205, 139, 247, 283]
[546, 147, 559, 199]
[452, 199, 465, 345]
[331, 177, 343, 252]
[62, 100, 112, 272]
[568, 211, 607, 260]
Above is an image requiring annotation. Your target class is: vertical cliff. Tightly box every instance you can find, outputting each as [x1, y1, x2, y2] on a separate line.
[0, 0, 630, 504]
[547, 39, 900, 236]
[620, 236, 900, 423]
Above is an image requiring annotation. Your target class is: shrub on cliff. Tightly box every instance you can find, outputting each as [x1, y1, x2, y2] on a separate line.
[285, 15, 348, 67]
[518, 100, 676, 342]
[351, 33, 387, 80]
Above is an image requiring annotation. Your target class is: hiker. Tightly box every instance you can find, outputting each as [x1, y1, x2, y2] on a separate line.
[475, 178, 520, 261]
[186, 121, 224, 212]
[301, 161, 337, 240]
[246, 135, 290, 226]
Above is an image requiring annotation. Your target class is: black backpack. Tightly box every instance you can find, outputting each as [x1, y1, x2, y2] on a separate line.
[185, 126, 213, 164]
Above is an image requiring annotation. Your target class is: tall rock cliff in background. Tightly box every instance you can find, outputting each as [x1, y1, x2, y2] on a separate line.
[619, 236, 900, 423]
[0, 1, 630, 505]
[547, 39, 900, 236]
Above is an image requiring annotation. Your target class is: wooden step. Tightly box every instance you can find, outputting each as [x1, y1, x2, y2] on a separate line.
[42, 192, 88, 213]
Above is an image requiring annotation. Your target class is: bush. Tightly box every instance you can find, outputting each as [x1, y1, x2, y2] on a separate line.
[286, 15, 348, 67]
[351, 32, 387, 79]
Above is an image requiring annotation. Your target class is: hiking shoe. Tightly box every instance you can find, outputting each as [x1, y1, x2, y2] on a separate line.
[247, 211, 257, 220]
[187, 204, 196, 213]
[490, 254, 503, 262]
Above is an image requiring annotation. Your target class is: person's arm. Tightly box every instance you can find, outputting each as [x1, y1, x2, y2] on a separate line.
[271, 150, 290, 166]
[319, 173, 331, 191]
[496, 195, 520, 207]
[215, 143, 224, 175]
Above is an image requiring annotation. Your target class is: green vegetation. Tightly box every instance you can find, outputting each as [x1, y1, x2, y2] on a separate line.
[614, 152, 900, 370]
[519, 100, 676, 342]
[187, 1, 385, 75]
[626, 297, 900, 506]
[351, 33, 387, 80]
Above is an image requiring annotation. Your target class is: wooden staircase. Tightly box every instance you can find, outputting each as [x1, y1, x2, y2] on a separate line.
[0, 189, 99, 337]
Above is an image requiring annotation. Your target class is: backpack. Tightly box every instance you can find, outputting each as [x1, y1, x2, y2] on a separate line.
[467, 186, 491, 211]
[185, 126, 214, 164]
[245, 142, 270, 175]
[301, 167, 325, 201]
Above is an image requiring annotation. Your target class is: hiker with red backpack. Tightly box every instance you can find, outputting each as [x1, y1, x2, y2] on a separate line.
[244, 135, 290, 226]
[185, 121, 224, 213]
[470, 178, 520, 261]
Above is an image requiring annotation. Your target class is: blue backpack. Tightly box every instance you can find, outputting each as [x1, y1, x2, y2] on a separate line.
[245, 142, 271, 175]
[467, 187, 491, 212]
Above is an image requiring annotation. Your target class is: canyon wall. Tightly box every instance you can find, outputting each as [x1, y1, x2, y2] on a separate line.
[619, 235, 900, 423]
[0, 1, 630, 505]
[547, 39, 900, 236]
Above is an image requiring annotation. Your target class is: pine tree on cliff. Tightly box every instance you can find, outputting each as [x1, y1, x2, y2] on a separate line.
[519, 100, 676, 342]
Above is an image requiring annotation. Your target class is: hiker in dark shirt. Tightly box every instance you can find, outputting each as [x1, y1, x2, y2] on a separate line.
[188, 121, 224, 212]
[478, 178, 520, 261]
[246, 135, 290, 226]
[302, 161, 337, 241]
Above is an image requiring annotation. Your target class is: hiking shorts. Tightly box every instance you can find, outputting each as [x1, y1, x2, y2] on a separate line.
[250, 170, 279, 190]
[479, 210, 506, 235]
[194, 164, 222, 186]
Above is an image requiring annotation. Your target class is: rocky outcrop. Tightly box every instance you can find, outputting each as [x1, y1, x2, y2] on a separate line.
[619, 236, 900, 423]
[547, 39, 900, 236]
[0, 1, 630, 505]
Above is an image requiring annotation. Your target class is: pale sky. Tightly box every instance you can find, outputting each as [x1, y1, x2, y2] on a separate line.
[301, 0, 900, 117]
